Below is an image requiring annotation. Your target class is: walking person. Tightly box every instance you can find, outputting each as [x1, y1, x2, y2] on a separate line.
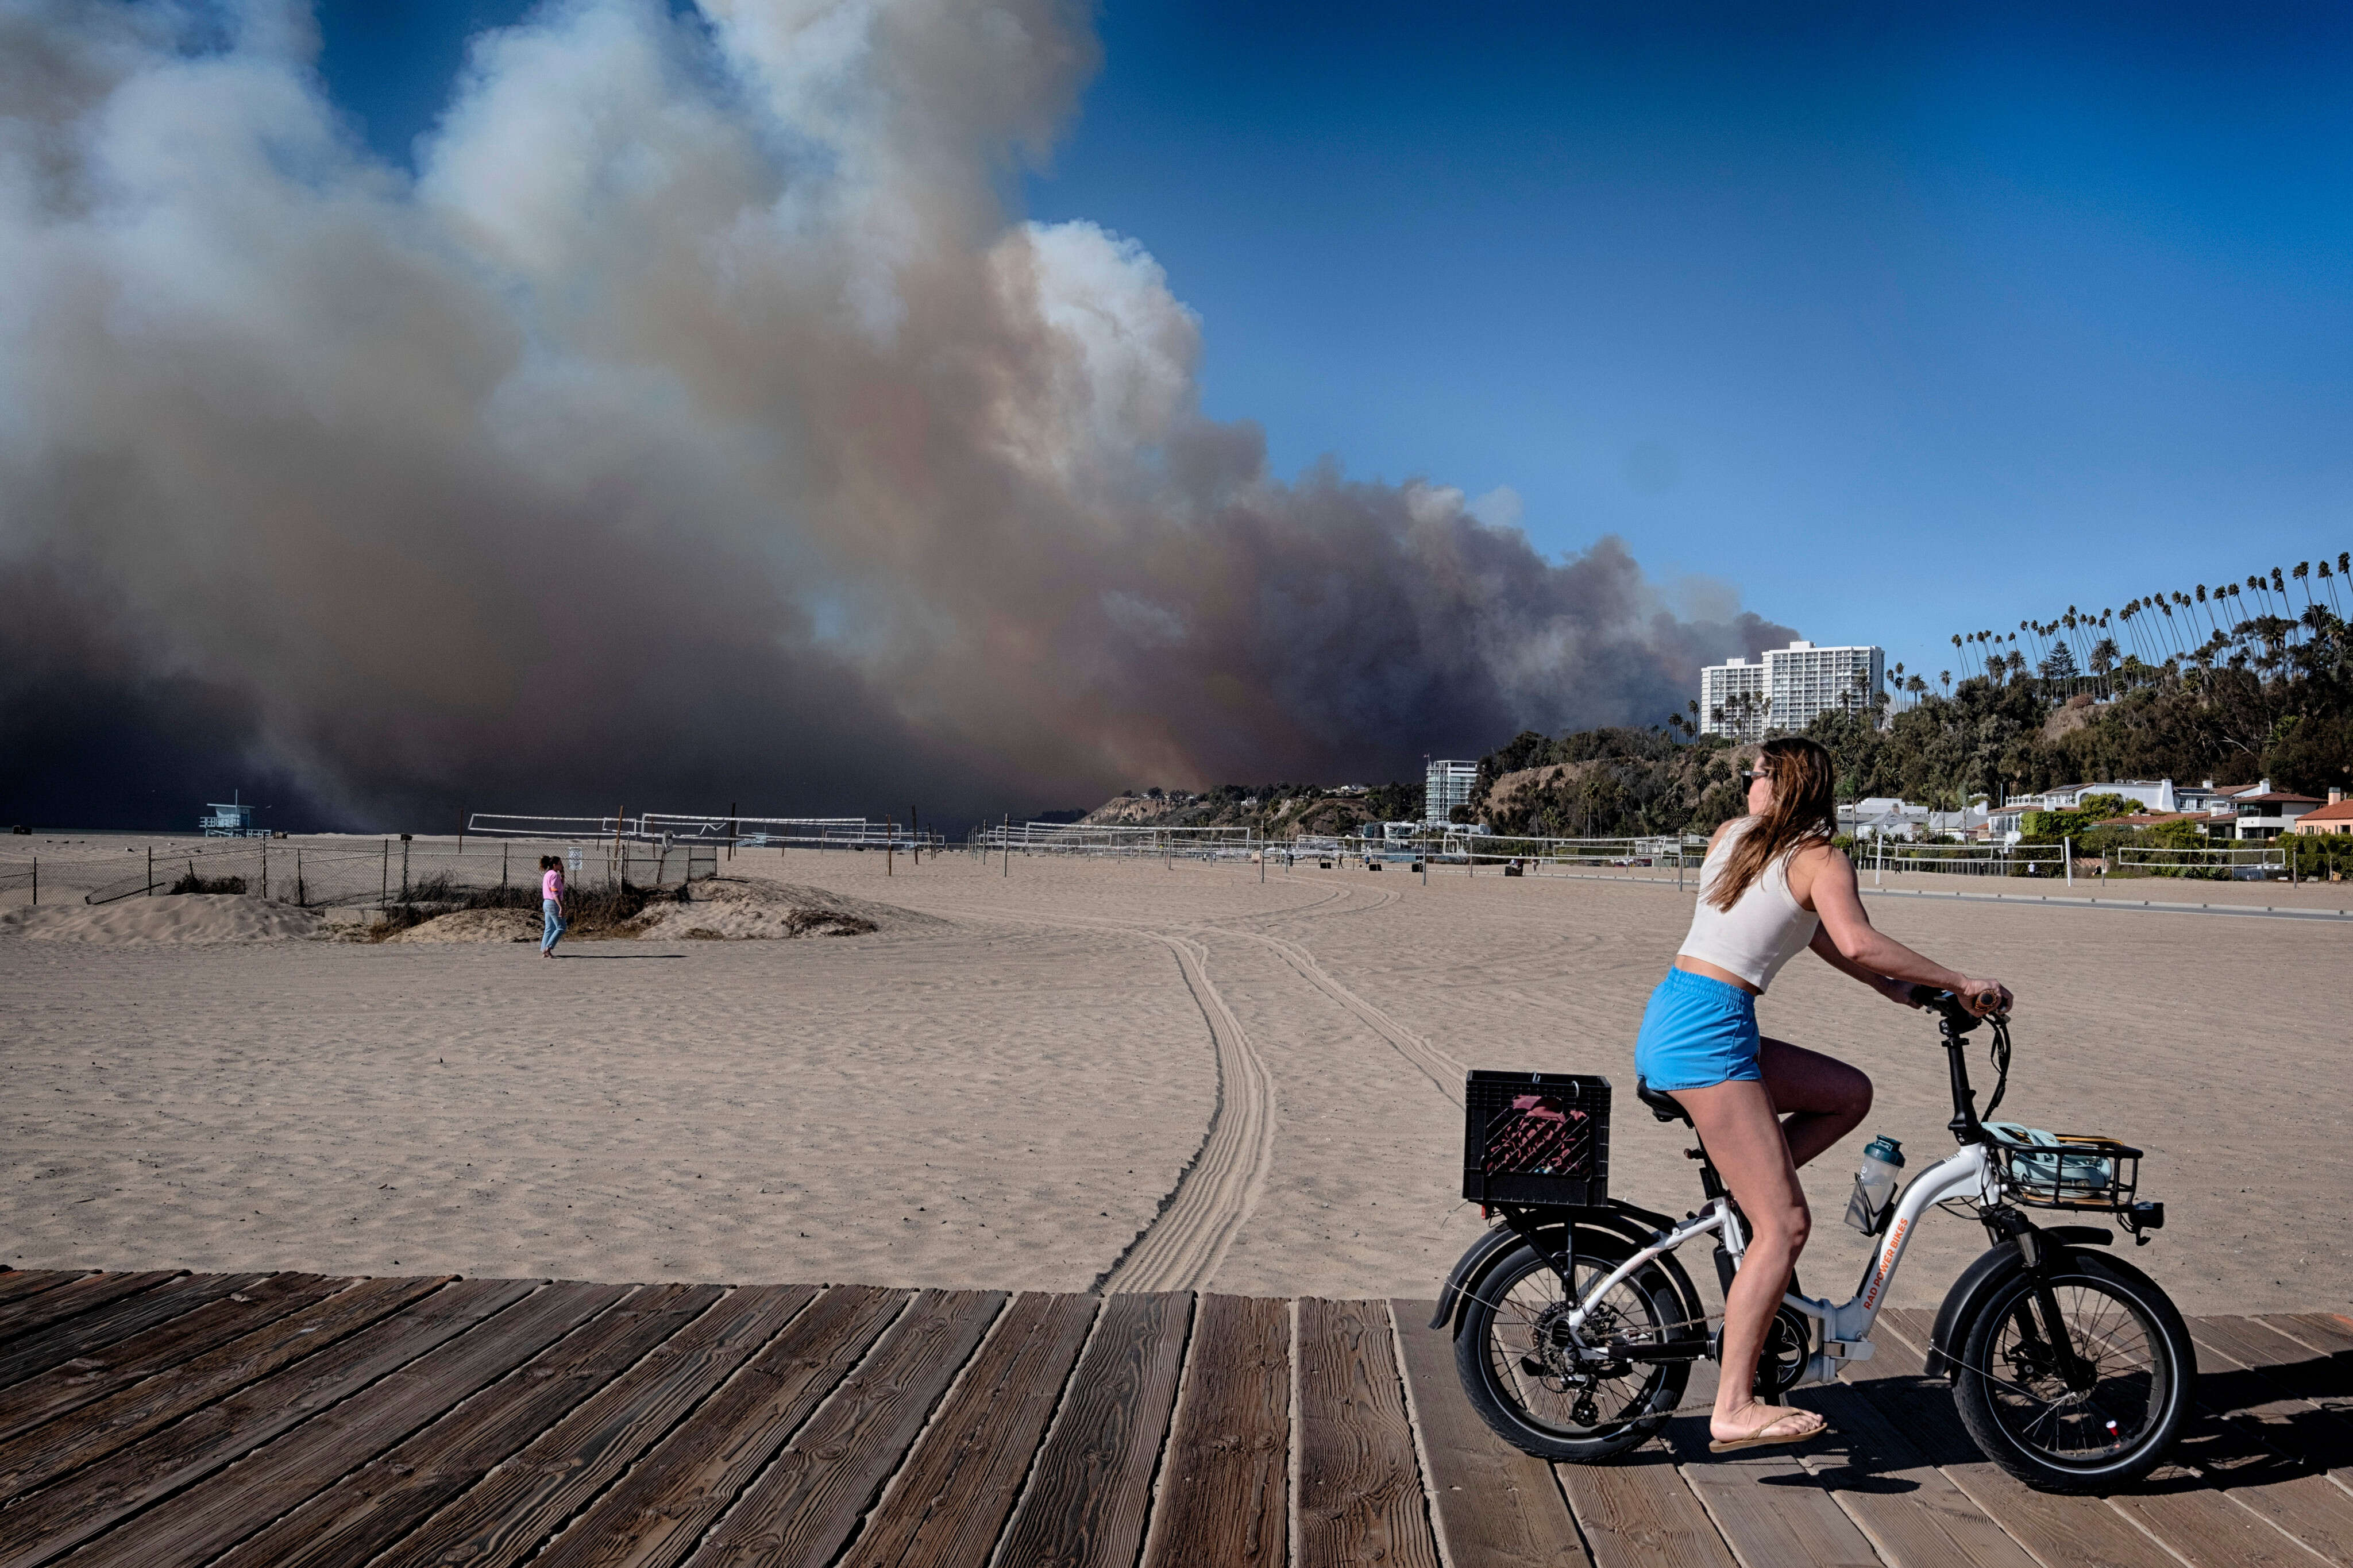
[1635, 736, 2011, 1451]
[539, 854, 567, 957]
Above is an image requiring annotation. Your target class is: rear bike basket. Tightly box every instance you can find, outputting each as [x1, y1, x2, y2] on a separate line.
[1462, 1071, 1610, 1206]
[1990, 1131, 2140, 1212]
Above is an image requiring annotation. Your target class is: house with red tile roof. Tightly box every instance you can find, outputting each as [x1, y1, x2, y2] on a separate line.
[2290, 789, 2353, 836]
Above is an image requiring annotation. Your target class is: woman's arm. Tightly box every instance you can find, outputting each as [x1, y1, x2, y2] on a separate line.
[1804, 847, 2012, 1013]
[1806, 923, 1917, 1005]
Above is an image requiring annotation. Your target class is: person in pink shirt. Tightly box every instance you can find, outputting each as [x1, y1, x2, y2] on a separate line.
[538, 855, 566, 956]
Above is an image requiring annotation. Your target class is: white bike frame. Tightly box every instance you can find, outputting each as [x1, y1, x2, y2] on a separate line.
[1564, 1141, 2003, 1387]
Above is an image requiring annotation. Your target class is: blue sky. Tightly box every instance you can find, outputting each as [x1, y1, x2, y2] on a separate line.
[320, 0, 2353, 692]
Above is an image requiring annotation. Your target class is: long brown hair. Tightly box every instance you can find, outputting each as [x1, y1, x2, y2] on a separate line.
[1707, 736, 1837, 911]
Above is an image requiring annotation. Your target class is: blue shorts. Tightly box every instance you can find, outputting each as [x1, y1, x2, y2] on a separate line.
[1633, 967, 1761, 1091]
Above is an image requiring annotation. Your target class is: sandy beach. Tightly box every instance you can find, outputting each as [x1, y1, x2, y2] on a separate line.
[3, 844, 2346, 1317]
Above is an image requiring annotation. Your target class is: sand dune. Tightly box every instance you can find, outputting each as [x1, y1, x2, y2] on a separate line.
[0, 894, 325, 945]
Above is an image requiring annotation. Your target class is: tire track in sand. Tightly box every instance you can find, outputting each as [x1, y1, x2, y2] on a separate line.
[964, 903, 1279, 1296]
[1232, 929, 1465, 1103]
[1089, 932, 1276, 1295]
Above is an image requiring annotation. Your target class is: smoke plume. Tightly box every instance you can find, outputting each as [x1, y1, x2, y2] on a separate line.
[0, 0, 1793, 829]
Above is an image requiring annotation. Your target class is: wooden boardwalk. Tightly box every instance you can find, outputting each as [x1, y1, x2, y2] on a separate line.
[1, 1269, 2348, 1566]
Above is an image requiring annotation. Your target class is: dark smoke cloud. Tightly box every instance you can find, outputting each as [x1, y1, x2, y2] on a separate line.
[0, 0, 1793, 831]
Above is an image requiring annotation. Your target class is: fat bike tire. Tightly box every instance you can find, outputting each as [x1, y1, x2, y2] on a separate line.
[1454, 1237, 1688, 1462]
[1950, 1250, 2194, 1493]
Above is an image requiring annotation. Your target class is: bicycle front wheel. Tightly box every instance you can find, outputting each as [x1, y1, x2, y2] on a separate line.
[1950, 1250, 2194, 1492]
[1454, 1235, 1689, 1462]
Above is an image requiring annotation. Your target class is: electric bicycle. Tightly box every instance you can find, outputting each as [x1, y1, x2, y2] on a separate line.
[1433, 988, 2193, 1493]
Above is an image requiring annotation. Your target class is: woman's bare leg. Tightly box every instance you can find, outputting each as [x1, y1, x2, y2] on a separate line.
[1668, 1077, 1826, 1443]
[1759, 1037, 1873, 1169]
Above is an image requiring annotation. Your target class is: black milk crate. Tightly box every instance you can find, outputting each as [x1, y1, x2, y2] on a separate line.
[1463, 1071, 1611, 1206]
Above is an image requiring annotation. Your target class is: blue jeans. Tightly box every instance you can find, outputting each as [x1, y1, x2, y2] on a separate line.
[542, 898, 565, 953]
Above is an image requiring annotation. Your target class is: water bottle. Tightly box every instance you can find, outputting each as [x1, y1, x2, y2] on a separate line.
[1843, 1136, 1905, 1233]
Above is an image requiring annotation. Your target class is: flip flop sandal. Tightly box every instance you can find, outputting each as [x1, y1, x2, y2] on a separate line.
[1708, 1413, 1831, 1453]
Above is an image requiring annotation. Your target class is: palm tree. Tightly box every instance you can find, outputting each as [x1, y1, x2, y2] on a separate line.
[2298, 604, 2331, 677]
[2321, 560, 2345, 618]
[1939, 670, 1951, 694]
[2089, 636, 2119, 697]
[2294, 560, 2313, 611]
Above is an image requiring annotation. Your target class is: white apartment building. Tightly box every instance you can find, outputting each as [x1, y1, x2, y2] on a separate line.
[1699, 658, 1769, 740]
[1699, 640, 1884, 739]
[1425, 759, 1479, 825]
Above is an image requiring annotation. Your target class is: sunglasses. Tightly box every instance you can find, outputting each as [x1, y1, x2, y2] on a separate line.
[1739, 767, 1776, 786]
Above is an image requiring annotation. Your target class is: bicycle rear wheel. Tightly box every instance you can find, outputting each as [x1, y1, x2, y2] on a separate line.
[1950, 1250, 2193, 1492]
[1454, 1234, 1689, 1462]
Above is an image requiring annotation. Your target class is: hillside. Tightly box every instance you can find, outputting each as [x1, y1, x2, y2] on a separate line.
[1047, 601, 2352, 848]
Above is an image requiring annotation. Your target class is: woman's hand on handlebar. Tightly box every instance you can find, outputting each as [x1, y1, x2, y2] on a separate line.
[1955, 978, 2012, 1018]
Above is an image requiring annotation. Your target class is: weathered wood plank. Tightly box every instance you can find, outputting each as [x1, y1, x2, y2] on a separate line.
[0, 1272, 264, 1391]
[684, 1289, 1004, 1567]
[2262, 1314, 2353, 1355]
[842, 1292, 1098, 1568]
[0, 1275, 88, 1313]
[994, 1291, 1194, 1568]
[376, 1284, 820, 1568]
[209, 1285, 717, 1568]
[1386, 1297, 1588, 1568]
[1135, 1293, 1291, 1568]
[1869, 1311, 2213, 1568]
[1795, 1365, 2046, 1568]
[0, 1272, 347, 1446]
[2110, 1472, 2327, 1568]
[2175, 1317, 2353, 1562]
[1297, 1295, 1441, 1568]
[1891, 1305, 2338, 1566]
[0, 1276, 533, 1568]
[55, 1281, 626, 1568]
[530, 1284, 907, 1568]
[0, 1273, 440, 1499]
[2191, 1315, 2353, 1448]
[0, 1271, 180, 1344]
[1657, 1360, 1878, 1568]
[1556, 1460, 1737, 1568]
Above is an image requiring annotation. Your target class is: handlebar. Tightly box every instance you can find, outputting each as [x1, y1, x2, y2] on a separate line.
[1907, 984, 2007, 1032]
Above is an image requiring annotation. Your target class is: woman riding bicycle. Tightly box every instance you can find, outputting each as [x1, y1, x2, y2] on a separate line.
[1637, 736, 2011, 1451]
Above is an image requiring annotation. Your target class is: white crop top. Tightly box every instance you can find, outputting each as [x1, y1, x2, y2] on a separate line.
[1677, 818, 1820, 991]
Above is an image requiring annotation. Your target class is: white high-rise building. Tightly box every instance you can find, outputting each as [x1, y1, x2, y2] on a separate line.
[1425, 759, 1478, 825]
[1699, 641, 1884, 740]
[1699, 658, 1769, 740]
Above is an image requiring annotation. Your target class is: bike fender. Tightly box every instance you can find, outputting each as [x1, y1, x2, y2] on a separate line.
[1925, 1243, 2024, 1380]
[1430, 1223, 1526, 1330]
[1923, 1235, 2119, 1378]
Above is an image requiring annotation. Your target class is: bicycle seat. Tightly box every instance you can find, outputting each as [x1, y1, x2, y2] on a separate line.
[1634, 1077, 1692, 1126]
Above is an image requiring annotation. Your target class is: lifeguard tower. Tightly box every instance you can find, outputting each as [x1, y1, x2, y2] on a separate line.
[199, 791, 265, 837]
